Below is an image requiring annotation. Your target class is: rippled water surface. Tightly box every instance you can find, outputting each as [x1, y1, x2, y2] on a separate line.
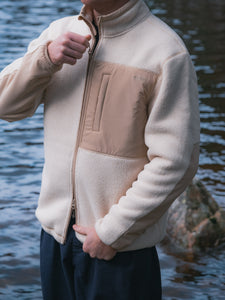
[0, 0, 225, 299]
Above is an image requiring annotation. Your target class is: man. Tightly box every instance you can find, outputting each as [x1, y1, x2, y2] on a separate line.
[0, 0, 200, 299]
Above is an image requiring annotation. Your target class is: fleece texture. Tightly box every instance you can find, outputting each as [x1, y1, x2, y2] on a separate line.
[0, 0, 200, 250]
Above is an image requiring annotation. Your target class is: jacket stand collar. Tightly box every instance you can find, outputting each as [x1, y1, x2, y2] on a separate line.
[78, 0, 150, 38]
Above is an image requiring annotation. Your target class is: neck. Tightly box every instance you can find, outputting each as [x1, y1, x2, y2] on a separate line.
[93, 0, 129, 21]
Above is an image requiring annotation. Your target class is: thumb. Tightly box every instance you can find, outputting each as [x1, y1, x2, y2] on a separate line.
[73, 224, 89, 235]
[85, 34, 92, 41]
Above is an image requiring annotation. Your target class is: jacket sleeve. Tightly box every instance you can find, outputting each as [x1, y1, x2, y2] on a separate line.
[95, 51, 200, 250]
[0, 24, 61, 122]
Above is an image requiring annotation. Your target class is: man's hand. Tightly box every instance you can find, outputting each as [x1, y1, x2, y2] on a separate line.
[47, 32, 91, 66]
[73, 224, 117, 261]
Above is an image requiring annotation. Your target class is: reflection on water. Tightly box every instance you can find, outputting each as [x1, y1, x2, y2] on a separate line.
[0, 0, 225, 299]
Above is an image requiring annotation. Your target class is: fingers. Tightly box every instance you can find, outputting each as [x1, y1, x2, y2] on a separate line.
[98, 249, 117, 261]
[73, 225, 117, 260]
[73, 224, 89, 235]
[82, 241, 116, 260]
[47, 32, 91, 66]
[66, 40, 87, 54]
[85, 34, 92, 42]
[89, 249, 117, 261]
[63, 47, 83, 60]
[67, 32, 91, 48]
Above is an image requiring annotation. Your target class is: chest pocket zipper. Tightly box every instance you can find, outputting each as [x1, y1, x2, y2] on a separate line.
[92, 73, 110, 131]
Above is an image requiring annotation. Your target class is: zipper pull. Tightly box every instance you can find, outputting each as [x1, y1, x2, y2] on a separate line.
[71, 200, 76, 219]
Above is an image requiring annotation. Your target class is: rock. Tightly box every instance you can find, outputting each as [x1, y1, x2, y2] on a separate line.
[166, 178, 225, 253]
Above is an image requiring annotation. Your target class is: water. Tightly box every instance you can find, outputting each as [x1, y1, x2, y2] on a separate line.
[0, 0, 225, 299]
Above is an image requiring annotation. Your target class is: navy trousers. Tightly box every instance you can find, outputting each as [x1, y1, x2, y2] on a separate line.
[40, 218, 162, 300]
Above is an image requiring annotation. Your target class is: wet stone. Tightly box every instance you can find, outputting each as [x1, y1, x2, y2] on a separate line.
[166, 178, 225, 253]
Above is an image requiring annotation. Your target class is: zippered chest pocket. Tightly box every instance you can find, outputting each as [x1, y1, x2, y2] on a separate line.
[92, 74, 110, 131]
[81, 60, 158, 159]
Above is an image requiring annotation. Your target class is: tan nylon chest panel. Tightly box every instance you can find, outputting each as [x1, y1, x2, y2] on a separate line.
[80, 60, 158, 158]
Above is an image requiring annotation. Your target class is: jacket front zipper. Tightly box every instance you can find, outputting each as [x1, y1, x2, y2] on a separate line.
[63, 18, 101, 243]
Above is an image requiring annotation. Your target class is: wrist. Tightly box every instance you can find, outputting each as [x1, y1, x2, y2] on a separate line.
[47, 41, 62, 66]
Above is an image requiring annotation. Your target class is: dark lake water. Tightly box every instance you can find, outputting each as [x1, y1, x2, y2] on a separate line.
[0, 0, 225, 299]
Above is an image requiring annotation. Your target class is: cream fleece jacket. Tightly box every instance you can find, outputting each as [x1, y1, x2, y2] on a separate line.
[0, 0, 200, 250]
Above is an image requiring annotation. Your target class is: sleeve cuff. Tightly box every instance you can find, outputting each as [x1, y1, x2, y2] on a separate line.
[95, 212, 135, 250]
